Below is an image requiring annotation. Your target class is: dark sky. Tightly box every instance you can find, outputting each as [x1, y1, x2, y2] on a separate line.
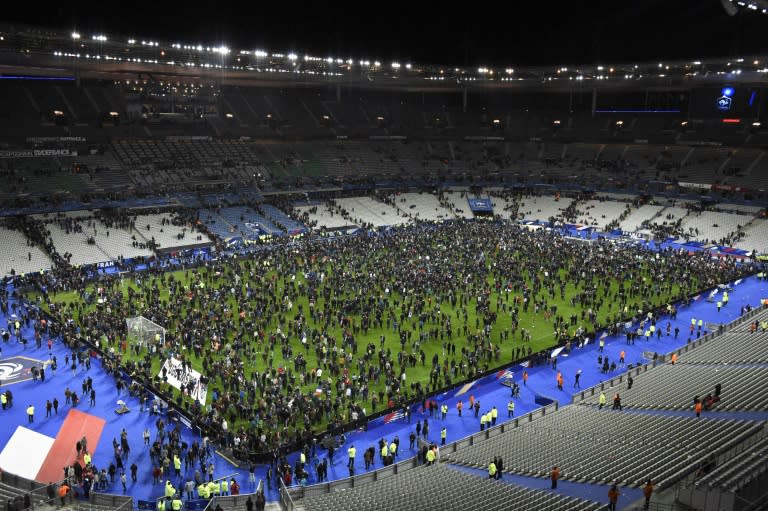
[3, 1, 767, 67]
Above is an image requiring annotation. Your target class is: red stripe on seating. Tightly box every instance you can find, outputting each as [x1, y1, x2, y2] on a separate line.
[35, 409, 105, 483]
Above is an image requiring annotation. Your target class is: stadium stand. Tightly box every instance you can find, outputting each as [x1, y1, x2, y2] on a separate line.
[0, 224, 53, 275]
[444, 406, 763, 488]
[298, 463, 603, 511]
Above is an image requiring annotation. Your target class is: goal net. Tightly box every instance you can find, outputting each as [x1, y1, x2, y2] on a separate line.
[126, 316, 166, 353]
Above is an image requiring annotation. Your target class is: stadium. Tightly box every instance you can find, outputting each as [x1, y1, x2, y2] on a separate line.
[0, 3, 767, 511]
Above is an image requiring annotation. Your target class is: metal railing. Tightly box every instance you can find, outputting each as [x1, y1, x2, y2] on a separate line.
[281, 400, 560, 505]
[570, 303, 768, 405]
[278, 476, 296, 511]
[0, 470, 67, 509]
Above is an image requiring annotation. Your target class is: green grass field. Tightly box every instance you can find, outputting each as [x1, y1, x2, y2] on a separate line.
[29, 241, 692, 432]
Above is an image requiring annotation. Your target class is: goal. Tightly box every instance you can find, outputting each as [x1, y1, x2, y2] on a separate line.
[125, 316, 166, 353]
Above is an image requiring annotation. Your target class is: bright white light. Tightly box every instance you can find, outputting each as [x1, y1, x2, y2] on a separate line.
[391, 62, 401, 69]
[71, 32, 80, 40]
[196, 45, 203, 52]
[505, 68, 514, 74]
[128, 39, 136, 44]
[373, 61, 381, 67]
[225, 113, 234, 118]
[597, 66, 604, 70]
[693, 61, 701, 65]
[288, 53, 298, 60]
[254, 50, 268, 57]
[478, 67, 488, 74]
[326, 57, 334, 64]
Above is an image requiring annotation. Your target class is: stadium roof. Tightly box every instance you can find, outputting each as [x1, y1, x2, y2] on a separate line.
[0, 22, 766, 93]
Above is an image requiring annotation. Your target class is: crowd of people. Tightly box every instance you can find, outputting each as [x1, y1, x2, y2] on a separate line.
[15, 218, 751, 465]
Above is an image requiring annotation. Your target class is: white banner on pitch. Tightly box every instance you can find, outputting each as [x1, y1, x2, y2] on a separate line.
[159, 357, 208, 404]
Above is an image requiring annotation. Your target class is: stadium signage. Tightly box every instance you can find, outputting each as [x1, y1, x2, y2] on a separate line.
[166, 136, 212, 141]
[0, 149, 75, 158]
[678, 182, 712, 190]
[716, 95, 732, 111]
[26, 136, 86, 143]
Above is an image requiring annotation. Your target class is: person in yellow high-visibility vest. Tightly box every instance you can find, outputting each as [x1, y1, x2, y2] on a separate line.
[156, 498, 166, 511]
[164, 481, 175, 498]
[488, 461, 497, 479]
[220, 479, 229, 496]
[197, 483, 208, 499]
[171, 497, 182, 511]
[173, 455, 181, 477]
[440, 427, 447, 445]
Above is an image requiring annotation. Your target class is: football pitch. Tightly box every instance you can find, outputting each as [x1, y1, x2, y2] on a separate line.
[28, 224, 725, 434]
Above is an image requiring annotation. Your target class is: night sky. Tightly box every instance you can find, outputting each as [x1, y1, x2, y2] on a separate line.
[3, 0, 767, 67]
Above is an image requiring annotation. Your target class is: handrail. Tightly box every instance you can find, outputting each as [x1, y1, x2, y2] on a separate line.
[280, 399, 560, 504]
[278, 475, 296, 511]
[0, 469, 69, 509]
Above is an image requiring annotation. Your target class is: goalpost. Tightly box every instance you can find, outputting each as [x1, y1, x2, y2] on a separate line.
[126, 316, 166, 354]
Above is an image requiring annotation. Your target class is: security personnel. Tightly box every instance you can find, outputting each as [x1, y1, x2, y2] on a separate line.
[27, 404, 35, 423]
[347, 445, 356, 468]
[480, 412, 487, 431]
[440, 427, 447, 445]
[599, 392, 607, 409]
[83, 452, 91, 466]
[723, 291, 729, 305]
[1, 393, 6, 410]
[488, 461, 497, 479]
[206, 481, 215, 498]
[197, 482, 208, 499]
[220, 478, 228, 496]
[507, 400, 515, 418]
[164, 481, 175, 498]
[173, 455, 181, 477]
[425, 448, 436, 465]
[213, 479, 221, 496]
[389, 440, 397, 457]
[440, 403, 448, 419]
[171, 497, 182, 511]
[156, 498, 166, 511]
[491, 406, 498, 425]
[380, 443, 388, 460]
